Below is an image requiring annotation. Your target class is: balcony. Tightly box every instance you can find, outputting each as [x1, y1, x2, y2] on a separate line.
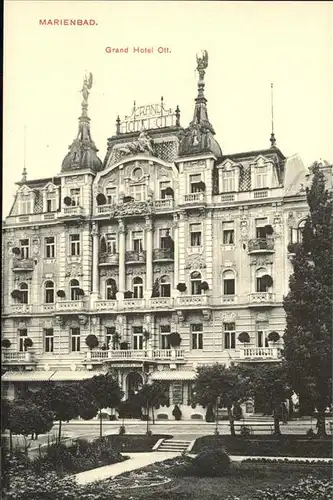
[182, 192, 206, 205]
[239, 346, 283, 362]
[123, 298, 146, 310]
[125, 250, 146, 264]
[153, 248, 174, 262]
[153, 349, 185, 360]
[253, 189, 269, 199]
[220, 193, 236, 203]
[94, 300, 117, 312]
[97, 204, 114, 215]
[9, 304, 33, 315]
[248, 292, 275, 306]
[150, 297, 173, 309]
[175, 294, 211, 308]
[220, 295, 237, 305]
[40, 304, 56, 313]
[59, 206, 84, 218]
[154, 199, 174, 211]
[85, 348, 185, 363]
[55, 300, 86, 312]
[12, 258, 35, 271]
[99, 253, 119, 265]
[248, 238, 274, 254]
[2, 350, 36, 365]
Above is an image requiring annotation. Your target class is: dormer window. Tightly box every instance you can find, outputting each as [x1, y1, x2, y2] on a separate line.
[20, 194, 32, 214]
[70, 188, 81, 206]
[46, 191, 57, 212]
[217, 160, 240, 194]
[222, 170, 235, 192]
[189, 174, 202, 193]
[254, 165, 268, 189]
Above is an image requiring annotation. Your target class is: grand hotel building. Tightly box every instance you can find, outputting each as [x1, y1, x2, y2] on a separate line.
[2, 53, 332, 418]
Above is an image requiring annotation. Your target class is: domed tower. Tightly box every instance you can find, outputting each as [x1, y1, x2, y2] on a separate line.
[61, 73, 103, 173]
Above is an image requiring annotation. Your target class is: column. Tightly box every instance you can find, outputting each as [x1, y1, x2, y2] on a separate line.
[118, 219, 126, 293]
[173, 213, 179, 288]
[145, 217, 153, 297]
[91, 222, 100, 295]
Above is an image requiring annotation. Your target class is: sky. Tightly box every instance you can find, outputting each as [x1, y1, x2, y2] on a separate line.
[3, 1, 333, 216]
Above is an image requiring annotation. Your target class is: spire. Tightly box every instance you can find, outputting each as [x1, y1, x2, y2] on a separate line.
[61, 72, 102, 172]
[22, 125, 27, 181]
[190, 50, 215, 134]
[270, 82, 277, 148]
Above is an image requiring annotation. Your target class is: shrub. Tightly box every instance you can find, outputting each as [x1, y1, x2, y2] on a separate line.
[176, 283, 187, 293]
[240, 425, 252, 439]
[268, 330, 280, 342]
[23, 337, 33, 349]
[12, 247, 21, 255]
[4, 471, 79, 500]
[96, 193, 106, 206]
[190, 448, 230, 477]
[233, 403, 243, 420]
[85, 334, 99, 350]
[248, 476, 332, 500]
[306, 428, 315, 438]
[56, 290, 66, 298]
[205, 403, 215, 422]
[2, 339, 11, 348]
[238, 331, 250, 343]
[119, 425, 126, 435]
[172, 405, 182, 421]
[169, 332, 181, 347]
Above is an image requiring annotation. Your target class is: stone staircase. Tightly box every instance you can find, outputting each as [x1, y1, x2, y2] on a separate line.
[157, 438, 191, 453]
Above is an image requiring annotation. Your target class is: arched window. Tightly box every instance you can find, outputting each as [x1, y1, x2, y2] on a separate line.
[70, 279, 80, 301]
[190, 271, 201, 295]
[160, 275, 171, 297]
[100, 236, 107, 254]
[19, 282, 28, 304]
[133, 277, 143, 299]
[256, 268, 268, 292]
[106, 278, 117, 300]
[44, 280, 54, 304]
[297, 220, 306, 243]
[223, 270, 235, 296]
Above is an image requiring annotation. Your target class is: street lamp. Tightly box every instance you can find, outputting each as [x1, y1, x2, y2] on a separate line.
[215, 396, 221, 435]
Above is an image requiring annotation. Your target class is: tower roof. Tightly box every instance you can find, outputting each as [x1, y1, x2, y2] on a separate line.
[61, 73, 103, 173]
[179, 50, 222, 158]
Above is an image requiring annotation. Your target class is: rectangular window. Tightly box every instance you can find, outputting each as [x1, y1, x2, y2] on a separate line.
[20, 196, 32, 215]
[70, 188, 80, 206]
[44, 329, 54, 353]
[19, 239, 29, 259]
[45, 236, 55, 258]
[224, 323, 236, 349]
[46, 192, 57, 212]
[71, 327, 80, 352]
[222, 170, 235, 192]
[255, 218, 268, 239]
[255, 167, 268, 189]
[133, 326, 143, 350]
[160, 181, 171, 199]
[190, 174, 202, 193]
[106, 326, 116, 349]
[190, 223, 202, 247]
[160, 228, 171, 249]
[106, 233, 117, 254]
[70, 234, 80, 256]
[256, 277, 268, 292]
[106, 187, 117, 205]
[129, 184, 145, 202]
[160, 324, 171, 349]
[224, 279, 235, 295]
[222, 222, 234, 244]
[18, 329, 27, 352]
[132, 231, 144, 252]
[191, 324, 203, 350]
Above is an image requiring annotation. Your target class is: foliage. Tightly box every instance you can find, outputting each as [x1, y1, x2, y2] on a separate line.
[63, 196, 72, 206]
[7, 401, 53, 439]
[189, 448, 231, 477]
[2, 339, 11, 348]
[264, 224, 274, 235]
[3, 471, 79, 500]
[96, 193, 106, 206]
[250, 476, 332, 500]
[232, 403, 243, 420]
[1, 399, 11, 432]
[118, 425, 126, 435]
[135, 381, 170, 423]
[283, 162, 333, 436]
[176, 282, 187, 292]
[205, 403, 215, 422]
[120, 341, 129, 350]
[76, 384, 98, 421]
[23, 337, 33, 349]
[240, 425, 252, 438]
[12, 247, 21, 255]
[238, 331, 250, 343]
[124, 290, 133, 298]
[172, 404, 182, 420]
[56, 289, 66, 298]
[85, 334, 99, 350]
[261, 274, 273, 288]
[268, 331, 280, 342]
[169, 331, 181, 347]
[199, 281, 209, 291]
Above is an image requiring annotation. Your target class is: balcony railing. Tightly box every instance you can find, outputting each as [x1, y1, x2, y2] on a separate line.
[125, 250, 146, 263]
[94, 300, 117, 311]
[150, 297, 173, 309]
[183, 192, 206, 203]
[221, 295, 236, 304]
[175, 295, 211, 307]
[253, 190, 269, 199]
[248, 292, 275, 305]
[153, 248, 174, 261]
[123, 298, 146, 310]
[97, 204, 114, 214]
[239, 346, 282, 361]
[55, 300, 86, 312]
[220, 193, 236, 202]
[2, 350, 36, 363]
[12, 258, 35, 271]
[154, 199, 174, 210]
[86, 348, 185, 362]
[40, 304, 56, 313]
[248, 238, 274, 253]
[99, 253, 119, 265]
[10, 304, 33, 315]
[153, 349, 184, 360]
[60, 206, 84, 217]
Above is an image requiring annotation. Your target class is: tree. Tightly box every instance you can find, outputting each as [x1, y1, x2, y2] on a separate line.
[135, 381, 169, 430]
[193, 364, 251, 436]
[7, 401, 53, 450]
[83, 373, 123, 438]
[283, 162, 333, 437]
[249, 362, 292, 435]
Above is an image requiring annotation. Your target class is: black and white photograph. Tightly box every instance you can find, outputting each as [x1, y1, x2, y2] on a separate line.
[2, 1, 332, 499]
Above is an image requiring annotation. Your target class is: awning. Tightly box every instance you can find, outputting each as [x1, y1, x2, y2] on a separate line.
[49, 370, 98, 381]
[151, 370, 196, 381]
[1, 371, 55, 382]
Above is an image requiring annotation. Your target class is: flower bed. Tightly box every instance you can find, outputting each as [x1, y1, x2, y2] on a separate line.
[192, 435, 332, 457]
[105, 434, 173, 452]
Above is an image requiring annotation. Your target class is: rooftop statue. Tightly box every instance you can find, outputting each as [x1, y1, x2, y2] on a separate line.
[118, 130, 154, 156]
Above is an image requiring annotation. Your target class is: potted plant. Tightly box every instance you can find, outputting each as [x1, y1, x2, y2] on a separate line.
[11, 289, 22, 300]
[112, 332, 121, 349]
[85, 334, 99, 350]
[265, 224, 274, 236]
[24, 338, 33, 349]
[151, 279, 160, 298]
[120, 341, 129, 350]
[124, 290, 133, 299]
[12, 247, 21, 256]
[2, 339, 11, 349]
[172, 404, 182, 421]
[238, 331, 250, 344]
[63, 196, 72, 206]
[197, 181, 206, 192]
[261, 274, 273, 288]
[123, 195, 134, 204]
[96, 193, 107, 206]
[268, 331, 280, 343]
[56, 290, 66, 299]
[176, 283, 187, 293]
[76, 288, 85, 297]
[199, 281, 209, 292]
[164, 187, 174, 197]
[169, 332, 181, 348]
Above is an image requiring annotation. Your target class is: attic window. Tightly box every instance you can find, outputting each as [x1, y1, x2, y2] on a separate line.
[254, 165, 268, 189]
[46, 191, 57, 212]
[20, 194, 32, 215]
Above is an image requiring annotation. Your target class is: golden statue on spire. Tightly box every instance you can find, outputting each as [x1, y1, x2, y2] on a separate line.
[196, 50, 208, 79]
[81, 72, 93, 104]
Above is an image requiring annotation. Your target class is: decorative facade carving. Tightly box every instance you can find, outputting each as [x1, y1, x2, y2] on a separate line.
[55, 316, 65, 327]
[184, 254, 206, 270]
[118, 131, 154, 156]
[100, 268, 119, 277]
[240, 218, 249, 240]
[65, 175, 85, 184]
[126, 266, 146, 275]
[111, 200, 154, 218]
[183, 160, 206, 171]
[250, 256, 274, 266]
[202, 309, 211, 321]
[65, 262, 83, 278]
[78, 314, 88, 325]
[221, 312, 236, 322]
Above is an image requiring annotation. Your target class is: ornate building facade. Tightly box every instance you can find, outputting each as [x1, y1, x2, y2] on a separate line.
[2, 53, 332, 418]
